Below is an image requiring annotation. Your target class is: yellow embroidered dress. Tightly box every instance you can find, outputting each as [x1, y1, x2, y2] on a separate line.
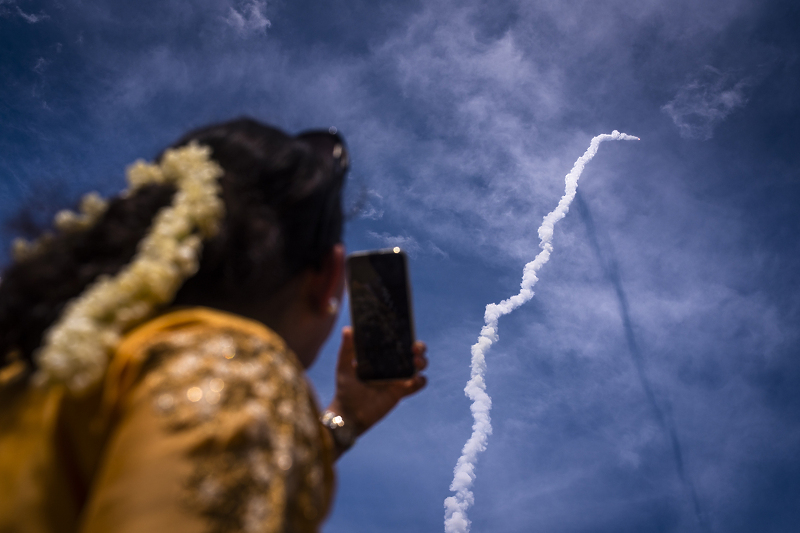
[0, 308, 335, 533]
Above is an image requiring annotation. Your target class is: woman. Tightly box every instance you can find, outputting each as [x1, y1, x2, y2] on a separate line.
[0, 118, 427, 533]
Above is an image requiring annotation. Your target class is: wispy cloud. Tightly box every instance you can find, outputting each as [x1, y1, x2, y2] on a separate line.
[224, 0, 271, 36]
[345, 187, 384, 220]
[358, 204, 384, 221]
[428, 241, 448, 258]
[16, 5, 49, 23]
[0, 1, 48, 22]
[33, 57, 48, 75]
[367, 232, 421, 256]
[662, 66, 751, 140]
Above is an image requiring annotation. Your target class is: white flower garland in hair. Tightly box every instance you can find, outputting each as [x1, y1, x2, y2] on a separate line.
[34, 142, 225, 393]
[13, 192, 110, 261]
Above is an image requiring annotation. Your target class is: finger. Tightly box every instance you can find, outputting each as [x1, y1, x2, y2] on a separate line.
[412, 340, 427, 356]
[407, 374, 427, 394]
[337, 326, 357, 373]
[390, 373, 427, 398]
[412, 341, 428, 371]
[414, 353, 428, 371]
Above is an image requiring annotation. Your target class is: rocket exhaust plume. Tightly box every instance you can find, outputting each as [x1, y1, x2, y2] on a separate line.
[444, 131, 639, 533]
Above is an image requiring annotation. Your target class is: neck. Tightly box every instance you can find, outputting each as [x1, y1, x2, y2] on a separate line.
[184, 279, 325, 369]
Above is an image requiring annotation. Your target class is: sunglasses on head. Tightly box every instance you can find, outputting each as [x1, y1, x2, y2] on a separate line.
[297, 128, 350, 178]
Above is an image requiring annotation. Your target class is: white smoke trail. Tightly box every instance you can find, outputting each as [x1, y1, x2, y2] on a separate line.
[444, 130, 639, 533]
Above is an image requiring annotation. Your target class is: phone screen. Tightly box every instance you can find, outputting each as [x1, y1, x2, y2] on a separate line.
[346, 249, 415, 380]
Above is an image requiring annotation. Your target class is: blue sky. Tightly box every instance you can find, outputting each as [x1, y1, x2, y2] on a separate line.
[2, 0, 800, 532]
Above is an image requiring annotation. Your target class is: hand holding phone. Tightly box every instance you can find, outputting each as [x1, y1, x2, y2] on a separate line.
[327, 327, 427, 445]
[345, 248, 416, 381]
[325, 249, 426, 455]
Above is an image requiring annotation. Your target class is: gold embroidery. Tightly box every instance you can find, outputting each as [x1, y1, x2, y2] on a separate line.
[136, 324, 328, 533]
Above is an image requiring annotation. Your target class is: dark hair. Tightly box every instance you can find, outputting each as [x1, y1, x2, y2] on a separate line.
[0, 117, 348, 370]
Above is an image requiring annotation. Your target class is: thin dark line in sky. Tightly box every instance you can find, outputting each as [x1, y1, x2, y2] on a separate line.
[575, 190, 709, 533]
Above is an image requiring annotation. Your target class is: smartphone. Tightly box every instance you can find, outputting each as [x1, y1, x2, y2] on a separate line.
[345, 248, 416, 381]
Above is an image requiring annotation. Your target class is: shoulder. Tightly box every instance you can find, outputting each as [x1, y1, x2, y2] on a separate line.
[110, 308, 300, 394]
[116, 307, 294, 371]
[108, 307, 312, 429]
[88, 307, 334, 532]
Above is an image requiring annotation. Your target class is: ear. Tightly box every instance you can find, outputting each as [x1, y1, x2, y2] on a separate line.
[306, 243, 346, 315]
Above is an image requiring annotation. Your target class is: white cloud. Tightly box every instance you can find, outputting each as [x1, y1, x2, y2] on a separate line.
[60, 0, 761, 265]
[356, 3, 576, 263]
[224, 0, 271, 36]
[662, 66, 751, 140]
